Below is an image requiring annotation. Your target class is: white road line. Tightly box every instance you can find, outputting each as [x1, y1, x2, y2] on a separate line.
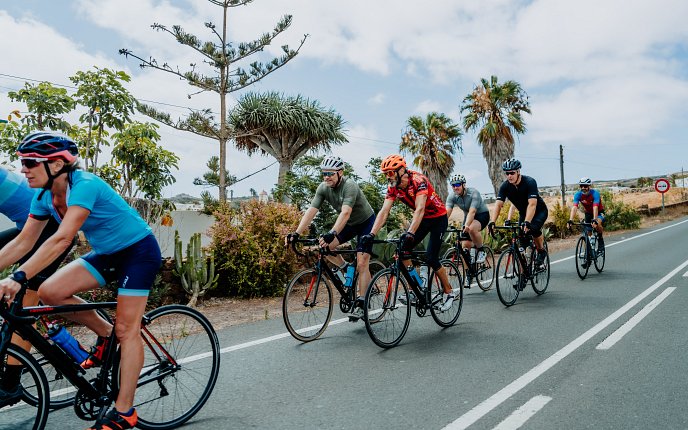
[596, 287, 676, 350]
[492, 395, 552, 430]
[442, 258, 688, 430]
[683, 271, 688, 277]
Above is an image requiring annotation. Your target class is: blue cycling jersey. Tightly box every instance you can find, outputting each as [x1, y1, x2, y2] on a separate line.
[0, 168, 34, 229]
[29, 170, 152, 254]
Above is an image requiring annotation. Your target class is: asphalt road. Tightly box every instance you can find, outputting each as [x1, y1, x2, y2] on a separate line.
[4, 216, 688, 430]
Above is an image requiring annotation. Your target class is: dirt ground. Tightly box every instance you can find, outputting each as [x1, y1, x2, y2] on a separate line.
[194, 189, 688, 333]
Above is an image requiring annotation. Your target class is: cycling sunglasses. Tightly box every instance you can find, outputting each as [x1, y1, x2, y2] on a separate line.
[580, 185, 590, 189]
[451, 182, 464, 188]
[384, 170, 400, 178]
[505, 171, 517, 176]
[322, 171, 337, 177]
[20, 157, 49, 169]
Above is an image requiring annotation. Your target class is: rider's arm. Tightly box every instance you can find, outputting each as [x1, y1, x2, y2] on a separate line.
[507, 204, 517, 221]
[592, 190, 600, 220]
[446, 207, 454, 220]
[0, 216, 47, 270]
[407, 193, 427, 234]
[370, 199, 394, 235]
[569, 204, 578, 221]
[16, 206, 90, 280]
[491, 200, 504, 223]
[331, 205, 352, 234]
[295, 207, 319, 235]
[525, 198, 537, 223]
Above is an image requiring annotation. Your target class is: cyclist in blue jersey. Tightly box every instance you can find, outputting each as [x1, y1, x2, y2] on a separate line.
[0, 166, 73, 408]
[0, 132, 161, 430]
[567, 177, 605, 252]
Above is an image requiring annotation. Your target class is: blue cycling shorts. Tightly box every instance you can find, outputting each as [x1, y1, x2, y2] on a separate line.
[78, 234, 162, 297]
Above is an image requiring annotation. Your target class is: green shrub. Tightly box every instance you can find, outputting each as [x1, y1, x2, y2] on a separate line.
[600, 190, 641, 231]
[209, 200, 302, 298]
[547, 201, 573, 238]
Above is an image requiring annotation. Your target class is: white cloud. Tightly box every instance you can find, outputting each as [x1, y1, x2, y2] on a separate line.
[367, 92, 385, 105]
[413, 100, 443, 116]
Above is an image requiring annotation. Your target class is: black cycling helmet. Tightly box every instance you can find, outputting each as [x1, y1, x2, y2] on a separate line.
[17, 131, 78, 162]
[502, 158, 522, 171]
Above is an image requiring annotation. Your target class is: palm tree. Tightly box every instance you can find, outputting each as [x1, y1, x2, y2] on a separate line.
[461, 75, 531, 194]
[230, 91, 347, 195]
[400, 112, 462, 202]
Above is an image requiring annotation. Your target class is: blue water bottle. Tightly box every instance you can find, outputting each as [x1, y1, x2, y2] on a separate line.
[48, 324, 89, 364]
[407, 266, 424, 288]
[344, 264, 356, 288]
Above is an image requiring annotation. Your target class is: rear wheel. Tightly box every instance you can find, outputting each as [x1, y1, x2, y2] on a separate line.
[530, 247, 550, 295]
[594, 235, 605, 272]
[119, 305, 220, 430]
[430, 259, 463, 327]
[575, 236, 590, 280]
[496, 249, 521, 307]
[364, 268, 411, 348]
[475, 246, 495, 291]
[3, 345, 50, 430]
[283, 268, 333, 342]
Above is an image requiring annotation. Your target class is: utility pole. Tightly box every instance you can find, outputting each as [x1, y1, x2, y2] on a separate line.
[560, 144, 566, 207]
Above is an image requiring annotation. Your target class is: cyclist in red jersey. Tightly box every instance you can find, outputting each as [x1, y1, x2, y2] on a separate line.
[361, 155, 455, 311]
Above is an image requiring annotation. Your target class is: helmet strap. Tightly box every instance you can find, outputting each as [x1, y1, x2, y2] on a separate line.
[37, 161, 69, 201]
[334, 171, 343, 188]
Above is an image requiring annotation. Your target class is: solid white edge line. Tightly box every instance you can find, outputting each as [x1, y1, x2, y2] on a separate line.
[683, 271, 688, 277]
[596, 287, 676, 350]
[492, 395, 552, 430]
[442, 257, 688, 430]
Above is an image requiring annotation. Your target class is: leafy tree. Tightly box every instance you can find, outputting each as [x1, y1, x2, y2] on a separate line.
[230, 91, 346, 192]
[69, 68, 137, 173]
[400, 112, 462, 202]
[119, 0, 307, 203]
[461, 75, 531, 194]
[7, 82, 75, 132]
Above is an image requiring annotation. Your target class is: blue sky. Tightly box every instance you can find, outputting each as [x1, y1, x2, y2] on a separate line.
[1, 0, 687, 199]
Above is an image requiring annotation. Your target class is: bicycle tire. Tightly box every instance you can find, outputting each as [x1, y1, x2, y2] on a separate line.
[116, 304, 220, 430]
[575, 236, 590, 280]
[430, 259, 463, 327]
[531, 247, 550, 295]
[364, 268, 411, 348]
[282, 268, 333, 342]
[475, 246, 495, 291]
[496, 249, 520, 306]
[25, 308, 113, 410]
[369, 260, 386, 277]
[4, 345, 50, 430]
[594, 235, 605, 273]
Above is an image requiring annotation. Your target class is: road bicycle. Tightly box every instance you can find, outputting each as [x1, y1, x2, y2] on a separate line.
[571, 221, 605, 279]
[283, 238, 386, 342]
[362, 238, 463, 348]
[0, 285, 220, 430]
[492, 223, 550, 307]
[442, 226, 495, 291]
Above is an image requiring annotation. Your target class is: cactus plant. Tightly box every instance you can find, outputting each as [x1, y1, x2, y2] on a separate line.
[173, 230, 218, 307]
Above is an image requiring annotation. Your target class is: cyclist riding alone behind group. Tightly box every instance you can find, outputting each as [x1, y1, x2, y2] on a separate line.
[445, 174, 491, 276]
[488, 158, 549, 269]
[285, 155, 376, 320]
[0, 131, 162, 430]
[360, 154, 455, 311]
[568, 177, 606, 254]
[0, 166, 73, 409]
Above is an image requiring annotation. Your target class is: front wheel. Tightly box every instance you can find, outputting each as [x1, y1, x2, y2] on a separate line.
[531, 248, 550, 295]
[4, 345, 50, 430]
[364, 268, 411, 348]
[283, 268, 333, 342]
[475, 246, 495, 291]
[575, 236, 590, 280]
[496, 249, 521, 307]
[430, 259, 463, 327]
[121, 305, 221, 430]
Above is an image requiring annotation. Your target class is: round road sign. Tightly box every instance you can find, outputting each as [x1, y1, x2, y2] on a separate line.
[654, 178, 670, 194]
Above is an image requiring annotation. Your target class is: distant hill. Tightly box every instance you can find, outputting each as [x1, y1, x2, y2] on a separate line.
[169, 193, 202, 204]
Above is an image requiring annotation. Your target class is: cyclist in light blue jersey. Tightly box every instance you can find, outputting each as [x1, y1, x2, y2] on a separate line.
[0, 132, 161, 430]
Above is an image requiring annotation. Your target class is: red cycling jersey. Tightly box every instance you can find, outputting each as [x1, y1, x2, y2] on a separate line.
[385, 170, 447, 218]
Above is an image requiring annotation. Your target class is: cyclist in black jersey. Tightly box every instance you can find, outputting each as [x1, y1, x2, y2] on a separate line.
[488, 158, 549, 269]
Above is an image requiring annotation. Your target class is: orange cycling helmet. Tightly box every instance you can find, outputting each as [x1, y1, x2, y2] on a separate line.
[380, 154, 407, 172]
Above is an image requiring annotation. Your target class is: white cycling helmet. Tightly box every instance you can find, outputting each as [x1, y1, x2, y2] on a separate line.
[450, 174, 466, 185]
[578, 177, 592, 186]
[320, 155, 344, 170]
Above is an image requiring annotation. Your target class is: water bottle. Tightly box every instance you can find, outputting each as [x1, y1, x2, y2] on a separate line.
[407, 266, 424, 288]
[589, 234, 596, 248]
[48, 324, 89, 364]
[469, 248, 476, 263]
[344, 264, 356, 288]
